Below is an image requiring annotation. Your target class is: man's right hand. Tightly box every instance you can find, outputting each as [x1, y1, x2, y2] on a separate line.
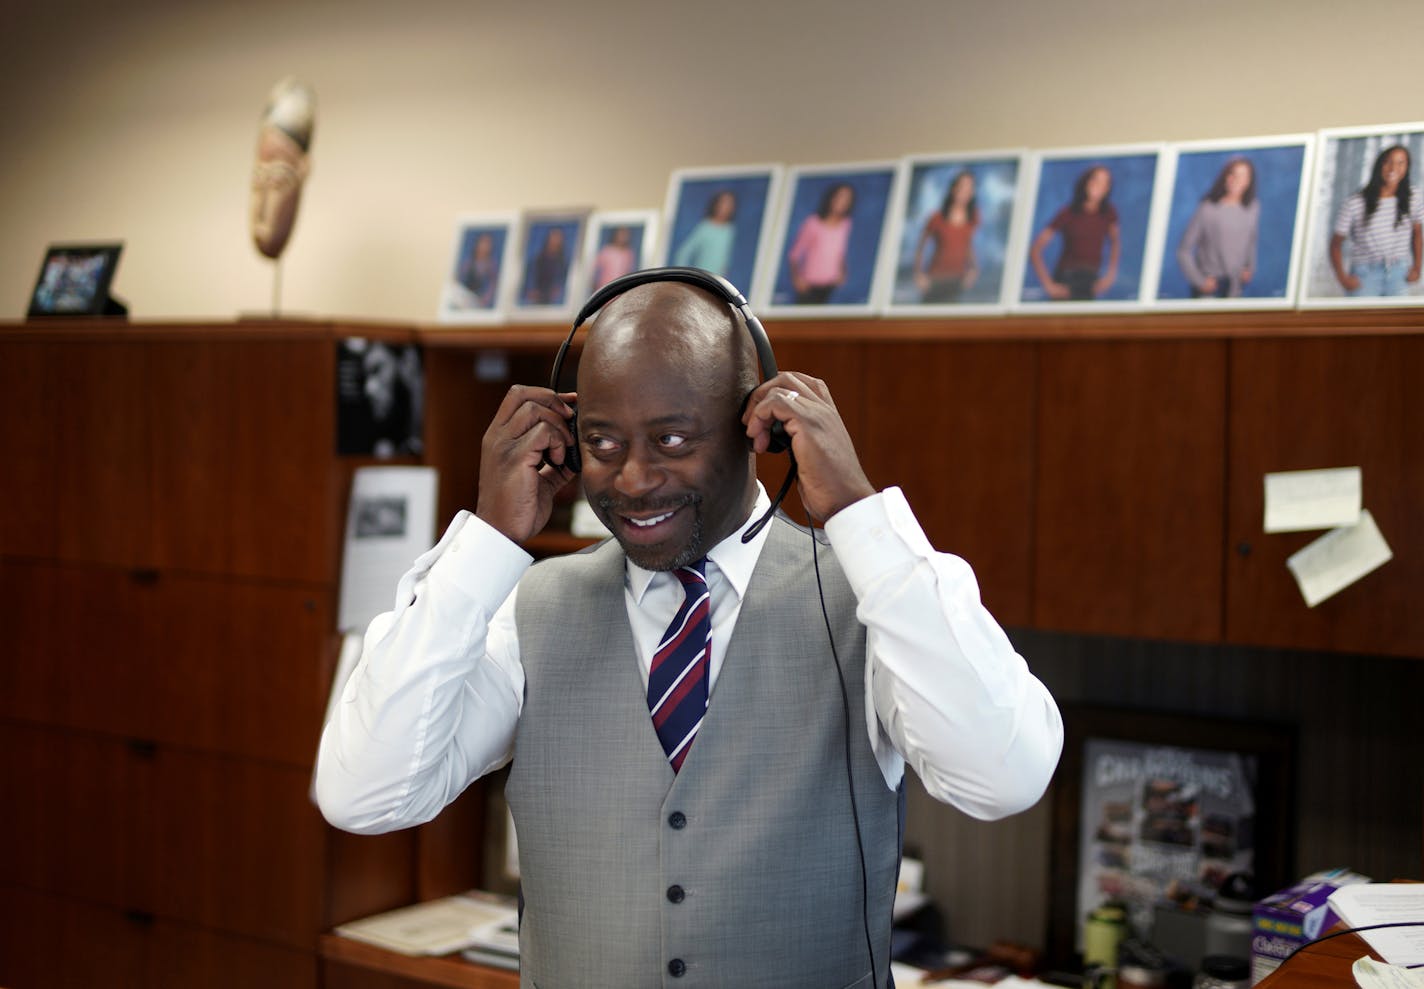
[475, 385, 578, 545]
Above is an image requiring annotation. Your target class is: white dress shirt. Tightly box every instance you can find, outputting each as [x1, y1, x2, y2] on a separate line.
[315, 485, 1063, 834]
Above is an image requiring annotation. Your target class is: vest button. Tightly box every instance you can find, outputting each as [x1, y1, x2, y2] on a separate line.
[666, 884, 685, 903]
[668, 811, 687, 830]
[668, 958, 686, 977]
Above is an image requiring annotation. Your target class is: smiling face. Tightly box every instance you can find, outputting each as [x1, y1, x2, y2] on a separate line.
[1379, 147, 1410, 192]
[576, 283, 757, 570]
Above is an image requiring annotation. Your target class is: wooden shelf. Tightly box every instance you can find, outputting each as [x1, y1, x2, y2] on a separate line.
[319, 935, 518, 989]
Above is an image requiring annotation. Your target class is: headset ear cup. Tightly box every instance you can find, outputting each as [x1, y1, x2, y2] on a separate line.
[565, 410, 581, 473]
[766, 418, 790, 455]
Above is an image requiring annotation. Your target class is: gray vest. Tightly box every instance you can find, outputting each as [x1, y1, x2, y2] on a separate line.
[509, 516, 900, 989]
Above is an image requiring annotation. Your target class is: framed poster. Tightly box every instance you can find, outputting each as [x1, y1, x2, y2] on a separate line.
[438, 213, 518, 325]
[1046, 706, 1295, 966]
[580, 208, 660, 297]
[1299, 122, 1424, 308]
[510, 208, 591, 321]
[1150, 135, 1315, 309]
[758, 159, 898, 318]
[1015, 145, 1167, 313]
[877, 150, 1028, 316]
[660, 163, 784, 303]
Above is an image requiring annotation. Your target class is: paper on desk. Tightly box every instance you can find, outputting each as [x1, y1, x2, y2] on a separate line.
[1353, 957, 1424, 989]
[1328, 884, 1424, 968]
[1264, 467, 1362, 533]
[334, 892, 516, 956]
[338, 466, 438, 632]
[1286, 509, 1392, 607]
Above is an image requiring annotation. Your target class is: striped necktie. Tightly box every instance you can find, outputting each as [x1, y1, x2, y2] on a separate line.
[647, 561, 711, 772]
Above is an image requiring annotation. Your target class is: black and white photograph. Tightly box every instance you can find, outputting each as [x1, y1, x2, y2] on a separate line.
[336, 337, 424, 457]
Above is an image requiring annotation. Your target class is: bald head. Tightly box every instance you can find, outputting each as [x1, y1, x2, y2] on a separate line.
[579, 281, 758, 406]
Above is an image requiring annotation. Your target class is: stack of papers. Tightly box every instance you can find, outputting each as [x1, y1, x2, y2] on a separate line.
[1326, 883, 1424, 967]
[334, 891, 517, 957]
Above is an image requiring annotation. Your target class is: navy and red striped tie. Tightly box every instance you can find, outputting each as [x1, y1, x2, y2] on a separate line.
[647, 561, 711, 772]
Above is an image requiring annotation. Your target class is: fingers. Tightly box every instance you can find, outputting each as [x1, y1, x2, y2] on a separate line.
[486, 384, 577, 466]
[493, 383, 574, 428]
[742, 372, 829, 452]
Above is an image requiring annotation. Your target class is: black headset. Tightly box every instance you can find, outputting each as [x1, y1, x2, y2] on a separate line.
[548, 266, 795, 543]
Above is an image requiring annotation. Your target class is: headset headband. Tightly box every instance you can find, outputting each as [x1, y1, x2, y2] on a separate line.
[550, 266, 779, 392]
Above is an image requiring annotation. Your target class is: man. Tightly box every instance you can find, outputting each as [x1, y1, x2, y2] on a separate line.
[316, 278, 1063, 988]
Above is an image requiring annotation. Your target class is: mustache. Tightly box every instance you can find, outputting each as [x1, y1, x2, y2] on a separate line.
[597, 492, 700, 516]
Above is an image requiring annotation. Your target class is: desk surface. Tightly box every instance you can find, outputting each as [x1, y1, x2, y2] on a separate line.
[319, 934, 520, 989]
[1256, 931, 1383, 989]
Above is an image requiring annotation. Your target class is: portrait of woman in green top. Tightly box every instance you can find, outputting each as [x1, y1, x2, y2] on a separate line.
[672, 189, 738, 276]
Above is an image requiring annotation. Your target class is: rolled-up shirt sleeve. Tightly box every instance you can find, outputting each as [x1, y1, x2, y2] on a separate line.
[315, 511, 529, 834]
[825, 487, 1063, 820]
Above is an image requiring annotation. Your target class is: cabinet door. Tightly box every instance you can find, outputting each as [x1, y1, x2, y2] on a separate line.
[859, 341, 1035, 626]
[1034, 340, 1227, 641]
[147, 338, 340, 583]
[1227, 336, 1424, 656]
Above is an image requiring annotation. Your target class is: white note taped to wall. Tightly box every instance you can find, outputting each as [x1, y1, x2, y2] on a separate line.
[1285, 509, 1392, 607]
[1264, 466, 1362, 533]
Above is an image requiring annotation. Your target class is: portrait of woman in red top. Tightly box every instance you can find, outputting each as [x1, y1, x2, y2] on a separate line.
[1030, 164, 1121, 301]
[912, 170, 980, 303]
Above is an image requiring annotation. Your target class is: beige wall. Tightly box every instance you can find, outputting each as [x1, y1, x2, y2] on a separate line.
[5, 0, 1424, 322]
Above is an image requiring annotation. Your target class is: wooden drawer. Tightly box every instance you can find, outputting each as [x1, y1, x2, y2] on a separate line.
[0, 722, 325, 948]
[0, 884, 316, 989]
[0, 561, 332, 767]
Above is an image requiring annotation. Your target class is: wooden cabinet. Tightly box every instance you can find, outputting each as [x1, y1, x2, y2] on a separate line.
[0, 325, 437, 989]
[1226, 335, 1424, 657]
[3, 313, 1419, 988]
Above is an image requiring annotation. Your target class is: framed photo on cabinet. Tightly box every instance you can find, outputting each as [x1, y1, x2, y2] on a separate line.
[438, 213, 518, 325]
[580, 209, 660, 297]
[759, 159, 899, 318]
[1014, 144, 1167, 313]
[876, 150, 1028, 316]
[660, 163, 784, 304]
[1149, 135, 1314, 310]
[27, 242, 126, 318]
[1298, 121, 1424, 308]
[510, 208, 591, 321]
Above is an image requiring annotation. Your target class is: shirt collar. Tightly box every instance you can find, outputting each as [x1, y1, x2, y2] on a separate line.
[626, 482, 773, 604]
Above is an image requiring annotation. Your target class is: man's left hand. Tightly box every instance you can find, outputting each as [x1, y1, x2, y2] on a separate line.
[743, 371, 875, 522]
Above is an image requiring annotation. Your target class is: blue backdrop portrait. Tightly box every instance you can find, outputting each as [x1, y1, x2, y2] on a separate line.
[1156, 143, 1307, 300]
[1020, 151, 1160, 304]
